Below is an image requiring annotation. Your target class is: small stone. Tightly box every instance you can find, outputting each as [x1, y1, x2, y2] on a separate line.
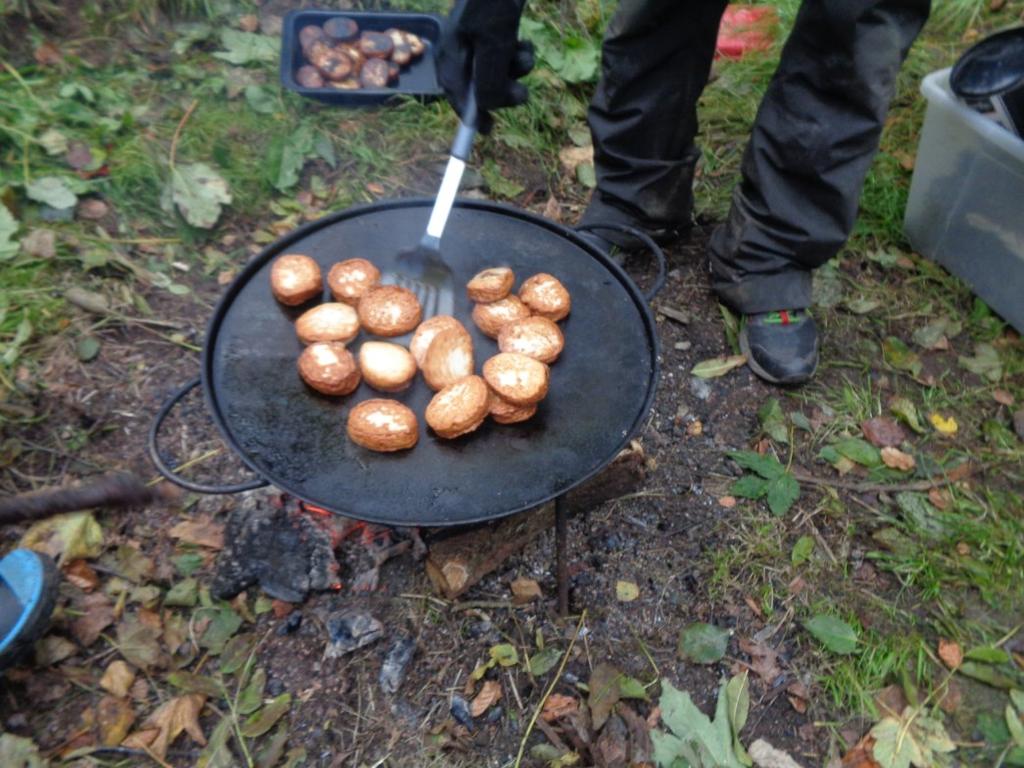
[689, 377, 711, 401]
[324, 609, 384, 658]
[379, 635, 416, 695]
[238, 13, 259, 31]
[266, 678, 286, 696]
[6, 713, 28, 732]
[276, 611, 302, 636]
[674, 340, 691, 351]
[686, 420, 703, 437]
[450, 695, 474, 730]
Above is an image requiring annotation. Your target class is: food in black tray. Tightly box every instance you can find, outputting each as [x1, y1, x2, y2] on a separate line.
[298, 16, 426, 92]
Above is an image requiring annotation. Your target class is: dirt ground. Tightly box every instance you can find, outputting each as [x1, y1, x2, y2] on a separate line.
[2, 218, 854, 767]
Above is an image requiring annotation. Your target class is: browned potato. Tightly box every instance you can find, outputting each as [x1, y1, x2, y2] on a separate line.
[295, 65, 325, 89]
[391, 43, 411, 66]
[472, 295, 531, 339]
[358, 285, 422, 336]
[409, 316, 469, 367]
[327, 258, 380, 305]
[323, 17, 359, 43]
[489, 391, 537, 424]
[384, 28, 406, 49]
[467, 267, 514, 303]
[359, 31, 393, 59]
[306, 40, 332, 63]
[337, 43, 365, 74]
[358, 341, 417, 393]
[359, 58, 390, 89]
[298, 342, 360, 395]
[314, 49, 354, 81]
[405, 32, 425, 57]
[426, 375, 490, 439]
[295, 302, 360, 345]
[347, 399, 418, 452]
[519, 273, 571, 322]
[270, 253, 321, 306]
[387, 61, 399, 84]
[497, 316, 564, 364]
[299, 25, 327, 53]
[422, 327, 474, 391]
[483, 352, 549, 406]
[329, 78, 361, 90]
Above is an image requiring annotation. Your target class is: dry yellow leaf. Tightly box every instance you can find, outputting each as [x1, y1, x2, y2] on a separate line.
[880, 447, 915, 471]
[470, 679, 502, 718]
[510, 577, 542, 605]
[139, 694, 207, 758]
[615, 580, 640, 602]
[100, 660, 136, 699]
[929, 412, 958, 435]
[97, 695, 136, 746]
[168, 517, 224, 549]
[541, 693, 579, 722]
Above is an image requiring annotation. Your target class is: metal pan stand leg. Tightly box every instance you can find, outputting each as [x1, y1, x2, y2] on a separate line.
[556, 495, 569, 617]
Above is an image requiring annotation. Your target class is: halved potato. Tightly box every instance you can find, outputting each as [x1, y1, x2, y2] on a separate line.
[482, 352, 549, 406]
[270, 253, 321, 306]
[422, 327, 475, 391]
[426, 375, 490, 439]
[328, 258, 380, 305]
[358, 285, 422, 337]
[409, 316, 468, 367]
[298, 342, 360, 395]
[498, 316, 564, 364]
[467, 266, 514, 303]
[519, 273, 571, 322]
[358, 341, 417, 393]
[471, 295, 531, 339]
[295, 302, 360, 345]
[347, 399, 418, 452]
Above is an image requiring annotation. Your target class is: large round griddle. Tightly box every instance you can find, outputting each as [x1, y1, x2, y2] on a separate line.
[201, 200, 658, 526]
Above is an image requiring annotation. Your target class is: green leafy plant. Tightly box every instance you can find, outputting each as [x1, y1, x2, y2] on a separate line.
[651, 674, 751, 768]
[728, 451, 800, 516]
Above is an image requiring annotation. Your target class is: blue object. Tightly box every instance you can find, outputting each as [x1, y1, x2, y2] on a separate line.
[0, 549, 57, 669]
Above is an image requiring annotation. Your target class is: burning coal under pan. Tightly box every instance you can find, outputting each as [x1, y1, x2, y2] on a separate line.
[150, 199, 663, 527]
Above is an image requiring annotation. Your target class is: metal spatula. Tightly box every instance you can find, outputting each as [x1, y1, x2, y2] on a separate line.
[390, 93, 478, 319]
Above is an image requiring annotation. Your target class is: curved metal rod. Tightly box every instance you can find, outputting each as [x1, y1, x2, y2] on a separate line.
[147, 377, 267, 494]
[574, 223, 667, 302]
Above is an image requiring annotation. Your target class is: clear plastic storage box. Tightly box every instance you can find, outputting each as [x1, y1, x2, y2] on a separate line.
[903, 68, 1024, 332]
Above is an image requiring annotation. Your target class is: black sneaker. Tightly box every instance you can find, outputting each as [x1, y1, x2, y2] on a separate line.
[739, 310, 819, 385]
[576, 200, 688, 262]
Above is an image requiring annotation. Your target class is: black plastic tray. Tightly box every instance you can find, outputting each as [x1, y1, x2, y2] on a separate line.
[280, 9, 444, 106]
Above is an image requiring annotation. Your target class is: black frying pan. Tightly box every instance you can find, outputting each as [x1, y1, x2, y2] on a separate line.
[150, 199, 663, 526]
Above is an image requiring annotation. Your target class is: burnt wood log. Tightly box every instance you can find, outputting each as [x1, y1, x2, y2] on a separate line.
[425, 441, 646, 599]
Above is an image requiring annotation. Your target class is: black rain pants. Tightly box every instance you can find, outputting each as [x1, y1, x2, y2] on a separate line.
[585, 0, 931, 313]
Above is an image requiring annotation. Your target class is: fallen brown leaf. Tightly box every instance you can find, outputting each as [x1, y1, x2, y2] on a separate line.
[77, 199, 109, 220]
[541, 693, 579, 722]
[861, 417, 907, 448]
[97, 695, 136, 746]
[938, 678, 962, 714]
[271, 599, 294, 618]
[35, 635, 77, 666]
[873, 684, 908, 717]
[928, 488, 952, 510]
[100, 660, 136, 699]
[72, 592, 115, 647]
[169, 517, 224, 549]
[129, 678, 150, 703]
[238, 13, 259, 31]
[786, 680, 810, 714]
[541, 195, 561, 222]
[139, 694, 207, 759]
[34, 41, 63, 66]
[993, 389, 1015, 407]
[841, 734, 880, 768]
[743, 595, 763, 618]
[470, 679, 502, 717]
[121, 728, 158, 750]
[645, 705, 661, 730]
[64, 559, 99, 591]
[510, 577, 542, 605]
[938, 639, 963, 669]
[593, 713, 628, 766]
[880, 447, 915, 471]
[738, 637, 783, 685]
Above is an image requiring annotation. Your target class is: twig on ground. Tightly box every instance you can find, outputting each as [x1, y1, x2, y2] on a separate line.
[512, 609, 587, 768]
[790, 463, 988, 494]
[168, 99, 199, 171]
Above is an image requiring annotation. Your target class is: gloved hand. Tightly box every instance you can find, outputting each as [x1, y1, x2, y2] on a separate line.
[436, 0, 534, 133]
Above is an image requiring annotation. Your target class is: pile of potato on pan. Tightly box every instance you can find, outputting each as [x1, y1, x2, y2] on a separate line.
[296, 17, 427, 90]
[270, 255, 572, 453]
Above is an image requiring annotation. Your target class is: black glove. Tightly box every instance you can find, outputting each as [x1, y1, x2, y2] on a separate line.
[436, 0, 534, 133]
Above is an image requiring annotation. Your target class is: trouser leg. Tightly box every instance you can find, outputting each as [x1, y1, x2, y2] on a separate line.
[582, 0, 728, 234]
[709, 0, 931, 314]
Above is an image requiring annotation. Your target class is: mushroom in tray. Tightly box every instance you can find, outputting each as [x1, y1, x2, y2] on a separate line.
[299, 25, 328, 53]
[295, 65, 325, 89]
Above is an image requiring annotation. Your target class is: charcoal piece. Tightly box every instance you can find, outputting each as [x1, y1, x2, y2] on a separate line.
[379, 634, 416, 694]
[324, 609, 384, 658]
[277, 611, 303, 636]
[450, 695, 474, 730]
[212, 502, 339, 602]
